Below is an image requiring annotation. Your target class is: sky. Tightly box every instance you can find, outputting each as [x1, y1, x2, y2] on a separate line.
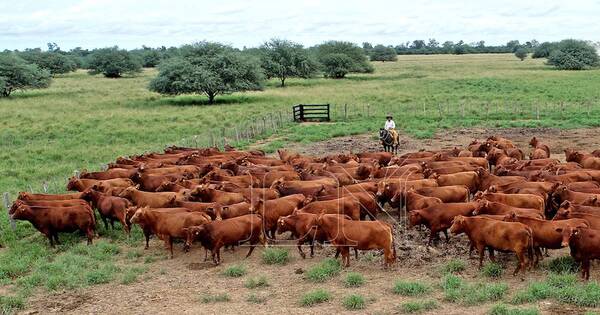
[1, 0, 599, 50]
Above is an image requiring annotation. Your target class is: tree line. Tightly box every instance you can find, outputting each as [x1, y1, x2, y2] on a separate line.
[1, 38, 598, 101]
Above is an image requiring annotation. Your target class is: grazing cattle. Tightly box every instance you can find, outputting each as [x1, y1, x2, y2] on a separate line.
[276, 212, 329, 258]
[130, 207, 211, 258]
[67, 177, 134, 192]
[11, 203, 95, 247]
[250, 194, 306, 238]
[255, 170, 301, 187]
[139, 165, 202, 177]
[529, 171, 592, 184]
[431, 171, 479, 193]
[175, 201, 220, 219]
[356, 152, 393, 165]
[477, 168, 526, 191]
[552, 185, 600, 206]
[554, 201, 600, 217]
[133, 173, 191, 192]
[80, 168, 138, 180]
[553, 210, 600, 230]
[560, 227, 600, 280]
[315, 214, 396, 268]
[408, 202, 478, 245]
[317, 191, 380, 220]
[472, 200, 544, 219]
[376, 179, 438, 207]
[81, 189, 132, 233]
[415, 185, 469, 203]
[450, 216, 533, 275]
[18, 192, 82, 201]
[503, 212, 588, 266]
[189, 186, 246, 205]
[399, 189, 443, 212]
[184, 214, 265, 265]
[270, 178, 329, 197]
[474, 191, 544, 212]
[565, 149, 600, 169]
[216, 184, 280, 201]
[298, 195, 361, 221]
[119, 186, 178, 208]
[213, 202, 252, 220]
[10, 199, 88, 214]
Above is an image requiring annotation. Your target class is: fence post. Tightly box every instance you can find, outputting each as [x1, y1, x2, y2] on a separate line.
[3, 192, 15, 231]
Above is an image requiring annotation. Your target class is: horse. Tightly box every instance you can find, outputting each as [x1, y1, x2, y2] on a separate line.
[379, 129, 398, 154]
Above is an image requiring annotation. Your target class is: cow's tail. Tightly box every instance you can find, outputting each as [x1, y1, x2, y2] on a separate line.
[389, 224, 397, 264]
[527, 227, 534, 268]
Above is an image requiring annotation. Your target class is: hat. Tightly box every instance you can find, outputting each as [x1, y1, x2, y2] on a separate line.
[386, 113, 393, 119]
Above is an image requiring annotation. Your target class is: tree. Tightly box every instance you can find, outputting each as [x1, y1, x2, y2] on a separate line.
[506, 40, 521, 52]
[140, 49, 162, 67]
[315, 41, 373, 78]
[362, 42, 373, 54]
[260, 39, 318, 87]
[370, 45, 397, 62]
[19, 49, 77, 75]
[87, 47, 142, 78]
[514, 48, 528, 61]
[148, 42, 264, 104]
[547, 39, 599, 70]
[0, 53, 51, 97]
[532, 42, 557, 58]
[427, 39, 439, 49]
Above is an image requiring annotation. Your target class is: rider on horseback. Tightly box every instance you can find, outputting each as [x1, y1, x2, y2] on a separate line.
[385, 114, 399, 146]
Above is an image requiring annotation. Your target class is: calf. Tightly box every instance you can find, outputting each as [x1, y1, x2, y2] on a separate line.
[503, 212, 588, 266]
[250, 194, 306, 238]
[316, 214, 396, 268]
[184, 214, 265, 265]
[561, 227, 600, 280]
[81, 189, 132, 233]
[11, 203, 95, 247]
[130, 207, 210, 258]
[408, 202, 478, 245]
[450, 216, 533, 275]
[119, 186, 177, 208]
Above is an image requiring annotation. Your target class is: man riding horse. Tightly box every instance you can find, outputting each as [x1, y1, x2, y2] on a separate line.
[379, 114, 399, 154]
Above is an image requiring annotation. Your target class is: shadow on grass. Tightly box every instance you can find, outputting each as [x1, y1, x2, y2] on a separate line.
[129, 93, 274, 108]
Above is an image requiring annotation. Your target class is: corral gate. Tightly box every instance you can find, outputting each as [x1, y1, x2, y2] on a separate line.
[292, 104, 330, 122]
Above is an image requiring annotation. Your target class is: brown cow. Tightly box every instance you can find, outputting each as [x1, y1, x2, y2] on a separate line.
[250, 194, 306, 238]
[270, 178, 329, 197]
[80, 168, 138, 180]
[130, 207, 210, 258]
[472, 200, 544, 219]
[560, 227, 600, 280]
[554, 201, 600, 217]
[552, 185, 600, 206]
[398, 189, 443, 212]
[11, 203, 95, 247]
[477, 168, 526, 191]
[298, 195, 362, 221]
[408, 202, 478, 245]
[119, 186, 178, 208]
[503, 212, 588, 266]
[317, 191, 380, 220]
[9, 199, 88, 214]
[474, 191, 545, 212]
[216, 184, 280, 201]
[18, 192, 82, 201]
[184, 214, 265, 265]
[415, 185, 469, 203]
[431, 171, 479, 193]
[565, 149, 600, 169]
[277, 212, 329, 258]
[189, 186, 246, 205]
[316, 214, 396, 268]
[356, 152, 393, 165]
[67, 177, 134, 192]
[81, 189, 132, 233]
[450, 216, 533, 275]
[553, 210, 600, 230]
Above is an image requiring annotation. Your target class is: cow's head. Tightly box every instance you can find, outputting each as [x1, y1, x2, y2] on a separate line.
[502, 211, 519, 222]
[376, 181, 389, 197]
[487, 185, 498, 193]
[449, 215, 466, 235]
[276, 216, 294, 235]
[129, 206, 147, 224]
[529, 137, 538, 147]
[183, 225, 206, 248]
[472, 199, 489, 215]
[407, 210, 422, 228]
[118, 186, 137, 199]
[10, 204, 31, 220]
[9, 200, 26, 215]
[66, 177, 79, 191]
[555, 226, 581, 247]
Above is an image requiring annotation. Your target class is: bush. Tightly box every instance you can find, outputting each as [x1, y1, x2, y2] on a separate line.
[222, 264, 246, 277]
[19, 50, 77, 75]
[514, 48, 528, 61]
[344, 272, 365, 287]
[547, 256, 579, 274]
[262, 248, 289, 265]
[547, 39, 599, 70]
[244, 276, 269, 289]
[246, 293, 267, 304]
[149, 41, 264, 104]
[393, 280, 431, 296]
[320, 53, 354, 79]
[199, 292, 230, 303]
[370, 45, 398, 62]
[315, 41, 374, 78]
[489, 303, 539, 315]
[87, 47, 142, 78]
[442, 259, 466, 274]
[305, 258, 341, 282]
[532, 42, 557, 58]
[300, 289, 331, 306]
[481, 262, 503, 278]
[0, 53, 51, 97]
[441, 275, 508, 305]
[399, 300, 438, 314]
[342, 294, 366, 310]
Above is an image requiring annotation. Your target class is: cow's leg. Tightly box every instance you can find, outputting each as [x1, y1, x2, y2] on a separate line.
[427, 230, 436, 246]
[245, 244, 256, 258]
[44, 231, 54, 247]
[582, 259, 591, 280]
[100, 215, 109, 231]
[296, 240, 306, 259]
[53, 232, 61, 245]
[477, 244, 486, 268]
[110, 218, 116, 230]
[309, 239, 315, 258]
[144, 231, 150, 250]
[86, 227, 94, 245]
[534, 247, 543, 267]
[443, 229, 450, 242]
[354, 248, 359, 260]
[167, 237, 174, 259]
[514, 251, 526, 276]
[488, 247, 496, 262]
[341, 247, 350, 267]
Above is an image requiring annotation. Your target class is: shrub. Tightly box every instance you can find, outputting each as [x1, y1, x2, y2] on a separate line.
[481, 262, 503, 278]
[547, 39, 599, 70]
[532, 42, 557, 58]
[87, 47, 142, 78]
[370, 45, 398, 62]
[222, 264, 246, 277]
[511, 282, 552, 304]
[300, 289, 331, 306]
[0, 295, 25, 314]
[19, 50, 77, 75]
[315, 41, 374, 78]
[393, 280, 431, 296]
[399, 300, 438, 314]
[244, 276, 269, 289]
[305, 258, 341, 282]
[246, 293, 267, 304]
[149, 41, 264, 104]
[442, 259, 466, 274]
[514, 48, 528, 61]
[489, 303, 539, 315]
[262, 248, 289, 265]
[441, 275, 508, 305]
[547, 256, 579, 274]
[0, 53, 51, 97]
[199, 292, 231, 303]
[342, 294, 366, 310]
[344, 272, 365, 287]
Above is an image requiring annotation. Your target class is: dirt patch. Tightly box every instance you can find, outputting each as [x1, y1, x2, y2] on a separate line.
[20, 127, 600, 315]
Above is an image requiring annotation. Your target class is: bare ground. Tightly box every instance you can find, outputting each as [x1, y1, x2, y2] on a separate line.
[20, 127, 600, 315]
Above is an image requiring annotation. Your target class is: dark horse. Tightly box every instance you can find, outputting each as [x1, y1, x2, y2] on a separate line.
[379, 128, 398, 154]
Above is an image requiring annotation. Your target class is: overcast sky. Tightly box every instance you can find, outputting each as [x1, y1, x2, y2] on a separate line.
[1, 0, 599, 50]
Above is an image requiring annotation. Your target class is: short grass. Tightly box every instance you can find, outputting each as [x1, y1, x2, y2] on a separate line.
[244, 276, 269, 289]
[343, 272, 365, 287]
[481, 262, 504, 278]
[393, 280, 431, 296]
[488, 303, 540, 315]
[342, 294, 366, 310]
[441, 274, 508, 306]
[222, 264, 246, 278]
[511, 273, 600, 307]
[300, 289, 331, 307]
[546, 256, 579, 274]
[261, 248, 289, 265]
[246, 293, 267, 304]
[399, 299, 438, 314]
[304, 258, 341, 283]
[199, 292, 231, 303]
[441, 259, 466, 274]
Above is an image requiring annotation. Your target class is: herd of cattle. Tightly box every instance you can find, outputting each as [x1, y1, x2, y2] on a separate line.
[9, 136, 600, 279]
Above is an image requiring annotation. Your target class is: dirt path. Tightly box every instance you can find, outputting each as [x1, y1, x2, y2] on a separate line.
[21, 127, 600, 315]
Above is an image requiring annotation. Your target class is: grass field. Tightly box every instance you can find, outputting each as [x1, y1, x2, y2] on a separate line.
[2, 53, 600, 313]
